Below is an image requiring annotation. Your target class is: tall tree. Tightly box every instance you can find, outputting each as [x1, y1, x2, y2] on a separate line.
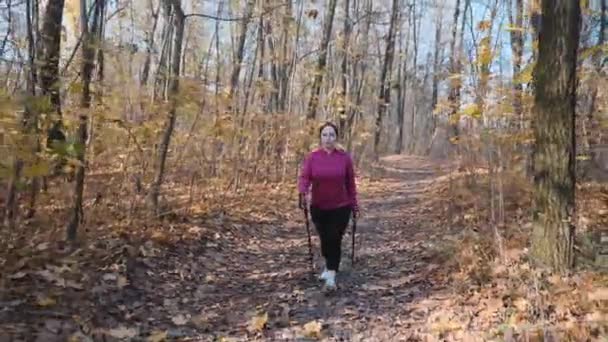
[373, 0, 399, 157]
[4, 0, 40, 227]
[147, 0, 185, 215]
[66, 0, 103, 240]
[396, 5, 411, 154]
[227, 0, 255, 104]
[306, 0, 338, 120]
[530, 0, 581, 271]
[338, 0, 351, 138]
[509, 0, 524, 129]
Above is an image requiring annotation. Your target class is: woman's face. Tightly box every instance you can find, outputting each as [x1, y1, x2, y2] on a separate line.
[320, 125, 337, 149]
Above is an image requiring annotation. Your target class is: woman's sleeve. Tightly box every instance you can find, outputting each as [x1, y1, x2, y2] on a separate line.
[346, 154, 359, 210]
[298, 153, 312, 194]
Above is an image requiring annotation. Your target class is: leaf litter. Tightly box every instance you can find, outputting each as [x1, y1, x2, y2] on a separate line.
[0, 156, 606, 341]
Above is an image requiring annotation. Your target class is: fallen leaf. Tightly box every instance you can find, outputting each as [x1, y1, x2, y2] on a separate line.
[147, 330, 168, 342]
[117, 276, 129, 288]
[9, 271, 27, 280]
[66, 280, 84, 290]
[588, 288, 608, 301]
[106, 326, 137, 339]
[188, 226, 203, 234]
[103, 273, 118, 281]
[36, 294, 56, 307]
[36, 269, 67, 287]
[172, 314, 189, 326]
[68, 331, 93, 342]
[36, 242, 50, 251]
[302, 320, 322, 339]
[247, 312, 268, 332]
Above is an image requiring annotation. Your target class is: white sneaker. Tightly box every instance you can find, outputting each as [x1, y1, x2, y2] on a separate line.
[324, 270, 336, 290]
[318, 268, 330, 281]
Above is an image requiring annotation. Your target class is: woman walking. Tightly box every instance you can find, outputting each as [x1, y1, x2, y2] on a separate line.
[298, 122, 359, 290]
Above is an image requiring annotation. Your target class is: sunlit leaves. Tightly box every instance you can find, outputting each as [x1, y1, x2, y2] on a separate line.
[514, 63, 535, 84]
[477, 20, 492, 32]
[247, 312, 268, 332]
[459, 104, 482, 119]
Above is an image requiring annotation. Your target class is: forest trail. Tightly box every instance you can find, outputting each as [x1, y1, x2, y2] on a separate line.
[169, 155, 452, 341]
[0, 156, 501, 341]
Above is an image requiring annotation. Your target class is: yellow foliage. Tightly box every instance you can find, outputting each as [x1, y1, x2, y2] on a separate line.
[477, 20, 492, 32]
[460, 104, 482, 119]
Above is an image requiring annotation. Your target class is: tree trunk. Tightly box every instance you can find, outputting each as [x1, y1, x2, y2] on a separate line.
[408, 0, 419, 152]
[509, 0, 524, 129]
[431, 6, 442, 112]
[338, 0, 351, 139]
[373, 0, 399, 157]
[277, 0, 292, 112]
[141, 0, 161, 87]
[147, 0, 185, 215]
[66, 0, 102, 241]
[4, 0, 40, 227]
[227, 0, 255, 104]
[346, 0, 371, 152]
[39, 0, 65, 148]
[530, 0, 580, 272]
[396, 9, 411, 154]
[306, 0, 337, 120]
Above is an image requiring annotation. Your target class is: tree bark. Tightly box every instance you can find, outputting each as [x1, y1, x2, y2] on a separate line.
[141, 0, 161, 87]
[509, 0, 524, 129]
[396, 8, 411, 154]
[430, 5, 442, 112]
[4, 0, 40, 227]
[338, 0, 351, 139]
[373, 0, 399, 157]
[531, 0, 580, 272]
[147, 0, 185, 215]
[306, 0, 337, 120]
[66, 0, 102, 241]
[227, 0, 255, 104]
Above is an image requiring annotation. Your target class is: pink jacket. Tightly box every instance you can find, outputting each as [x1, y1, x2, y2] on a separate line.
[298, 148, 359, 211]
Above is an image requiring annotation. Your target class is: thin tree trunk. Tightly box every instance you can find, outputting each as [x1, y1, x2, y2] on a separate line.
[509, 0, 524, 129]
[277, 0, 292, 112]
[141, 0, 161, 87]
[428, 2, 443, 152]
[431, 5, 442, 111]
[396, 10, 411, 154]
[147, 0, 185, 215]
[306, 0, 338, 120]
[39, 0, 65, 137]
[227, 0, 255, 104]
[408, 0, 419, 152]
[373, 0, 399, 157]
[4, 0, 38, 227]
[66, 0, 101, 241]
[26, 0, 40, 219]
[338, 0, 351, 139]
[530, 0, 580, 272]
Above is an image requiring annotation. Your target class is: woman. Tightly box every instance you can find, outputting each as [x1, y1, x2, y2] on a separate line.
[298, 122, 359, 290]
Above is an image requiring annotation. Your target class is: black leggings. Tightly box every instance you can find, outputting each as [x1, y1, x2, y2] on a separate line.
[310, 205, 352, 271]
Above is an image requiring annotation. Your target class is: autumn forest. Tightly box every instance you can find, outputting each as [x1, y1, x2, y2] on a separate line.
[0, 0, 607, 340]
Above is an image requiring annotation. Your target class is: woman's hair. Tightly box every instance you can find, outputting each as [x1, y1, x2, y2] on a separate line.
[318, 121, 339, 138]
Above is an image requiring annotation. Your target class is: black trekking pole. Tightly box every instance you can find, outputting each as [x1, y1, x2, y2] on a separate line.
[299, 196, 314, 276]
[351, 212, 357, 266]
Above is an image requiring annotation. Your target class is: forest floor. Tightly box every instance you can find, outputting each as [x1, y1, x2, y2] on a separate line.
[1, 155, 607, 341]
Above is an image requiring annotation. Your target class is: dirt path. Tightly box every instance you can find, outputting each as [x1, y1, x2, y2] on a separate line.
[184, 155, 450, 341]
[2, 156, 455, 342]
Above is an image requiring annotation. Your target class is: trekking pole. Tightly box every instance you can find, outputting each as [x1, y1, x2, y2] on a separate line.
[351, 212, 357, 266]
[300, 198, 314, 276]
